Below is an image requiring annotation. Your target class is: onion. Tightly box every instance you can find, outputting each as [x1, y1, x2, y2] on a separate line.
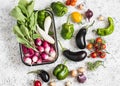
[77, 73, 87, 83]
[85, 9, 93, 21]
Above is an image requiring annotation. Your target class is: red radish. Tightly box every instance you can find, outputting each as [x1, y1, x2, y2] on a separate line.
[41, 53, 49, 60]
[35, 52, 40, 57]
[42, 41, 49, 47]
[38, 46, 44, 53]
[24, 57, 32, 65]
[43, 41, 50, 54]
[49, 47, 56, 58]
[32, 55, 39, 63]
[35, 38, 42, 46]
[22, 44, 28, 54]
[37, 58, 42, 64]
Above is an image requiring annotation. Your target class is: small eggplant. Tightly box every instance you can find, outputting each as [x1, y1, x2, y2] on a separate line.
[76, 21, 95, 49]
[58, 41, 87, 62]
[28, 70, 50, 82]
[63, 50, 87, 62]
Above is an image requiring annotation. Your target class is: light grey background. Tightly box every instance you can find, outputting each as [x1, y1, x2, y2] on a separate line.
[0, 0, 120, 86]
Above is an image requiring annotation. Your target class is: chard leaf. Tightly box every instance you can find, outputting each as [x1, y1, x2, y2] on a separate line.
[32, 34, 40, 39]
[10, 6, 26, 22]
[27, 0, 34, 16]
[18, 0, 28, 8]
[13, 25, 24, 38]
[20, 25, 31, 39]
[18, 4, 28, 17]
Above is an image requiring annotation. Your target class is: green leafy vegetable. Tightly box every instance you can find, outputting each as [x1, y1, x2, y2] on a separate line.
[87, 60, 104, 71]
[10, 0, 39, 51]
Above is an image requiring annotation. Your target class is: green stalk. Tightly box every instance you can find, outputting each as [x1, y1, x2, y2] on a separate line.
[58, 40, 66, 51]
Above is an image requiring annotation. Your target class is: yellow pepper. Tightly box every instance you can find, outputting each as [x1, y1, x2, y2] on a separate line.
[71, 12, 82, 23]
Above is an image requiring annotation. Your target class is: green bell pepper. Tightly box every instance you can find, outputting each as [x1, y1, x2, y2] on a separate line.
[53, 61, 69, 80]
[37, 10, 49, 29]
[61, 16, 74, 39]
[51, 1, 68, 17]
[96, 17, 114, 36]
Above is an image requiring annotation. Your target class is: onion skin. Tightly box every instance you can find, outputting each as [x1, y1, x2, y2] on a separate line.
[77, 73, 87, 83]
[85, 9, 93, 21]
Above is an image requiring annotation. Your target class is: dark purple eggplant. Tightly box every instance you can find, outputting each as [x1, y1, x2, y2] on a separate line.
[58, 41, 87, 62]
[76, 21, 95, 49]
[63, 50, 87, 62]
[28, 70, 50, 82]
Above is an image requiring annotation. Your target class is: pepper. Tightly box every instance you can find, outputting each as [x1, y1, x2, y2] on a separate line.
[53, 61, 69, 80]
[71, 12, 83, 23]
[51, 1, 68, 17]
[61, 16, 74, 39]
[37, 10, 49, 29]
[96, 17, 114, 36]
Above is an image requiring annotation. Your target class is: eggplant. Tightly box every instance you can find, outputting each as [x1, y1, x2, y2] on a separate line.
[76, 21, 95, 49]
[28, 70, 50, 82]
[76, 28, 86, 49]
[63, 50, 87, 62]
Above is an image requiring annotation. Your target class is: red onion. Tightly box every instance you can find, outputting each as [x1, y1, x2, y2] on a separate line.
[85, 9, 93, 21]
[77, 73, 87, 83]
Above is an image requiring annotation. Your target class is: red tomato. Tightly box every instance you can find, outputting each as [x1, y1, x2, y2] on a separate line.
[101, 44, 106, 49]
[66, 0, 71, 5]
[90, 52, 97, 58]
[70, 2, 76, 6]
[96, 37, 102, 43]
[34, 80, 41, 86]
[100, 52, 106, 58]
[87, 43, 93, 50]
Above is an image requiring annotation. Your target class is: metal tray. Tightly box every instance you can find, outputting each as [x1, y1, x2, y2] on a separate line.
[19, 9, 59, 66]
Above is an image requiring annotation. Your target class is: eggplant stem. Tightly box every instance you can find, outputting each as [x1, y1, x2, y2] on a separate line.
[58, 40, 66, 51]
[63, 60, 67, 65]
[27, 70, 40, 74]
[86, 20, 95, 30]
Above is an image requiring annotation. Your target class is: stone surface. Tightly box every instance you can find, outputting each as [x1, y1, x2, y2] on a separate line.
[0, 0, 120, 86]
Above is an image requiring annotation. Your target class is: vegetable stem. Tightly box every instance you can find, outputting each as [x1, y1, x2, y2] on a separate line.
[27, 70, 40, 74]
[58, 40, 66, 51]
[86, 20, 95, 30]
[66, 15, 70, 24]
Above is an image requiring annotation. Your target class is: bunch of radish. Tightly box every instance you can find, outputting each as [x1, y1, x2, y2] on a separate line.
[22, 38, 56, 65]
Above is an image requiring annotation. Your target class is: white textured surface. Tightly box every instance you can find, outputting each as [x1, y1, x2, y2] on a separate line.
[0, 0, 120, 86]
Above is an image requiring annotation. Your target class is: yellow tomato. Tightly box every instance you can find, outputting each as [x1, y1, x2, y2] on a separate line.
[71, 12, 82, 23]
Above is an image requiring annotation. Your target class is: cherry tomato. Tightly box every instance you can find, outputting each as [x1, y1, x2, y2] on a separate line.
[34, 80, 41, 86]
[96, 37, 102, 43]
[87, 43, 93, 50]
[90, 52, 97, 58]
[66, 0, 71, 5]
[71, 2, 76, 6]
[101, 44, 106, 49]
[99, 52, 106, 58]
[94, 43, 99, 50]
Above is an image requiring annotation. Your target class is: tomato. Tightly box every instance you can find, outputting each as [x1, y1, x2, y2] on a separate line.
[66, 0, 71, 5]
[101, 44, 106, 49]
[99, 52, 106, 58]
[87, 43, 93, 50]
[90, 52, 97, 58]
[34, 80, 41, 86]
[96, 37, 102, 43]
[71, 2, 76, 6]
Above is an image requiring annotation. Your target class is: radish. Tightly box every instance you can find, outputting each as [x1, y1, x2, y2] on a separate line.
[44, 16, 52, 34]
[42, 41, 49, 47]
[37, 25, 55, 44]
[49, 47, 56, 58]
[41, 53, 49, 60]
[38, 46, 44, 53]
[37, 58, 42, 64]
[22, 44, 28, 54]
[35, 38, 42, 46]
[24, 57, 32, 65]
[34, 52, 40, 57]
[32, 55, 38, 63]
[42, 41, 50, 54]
